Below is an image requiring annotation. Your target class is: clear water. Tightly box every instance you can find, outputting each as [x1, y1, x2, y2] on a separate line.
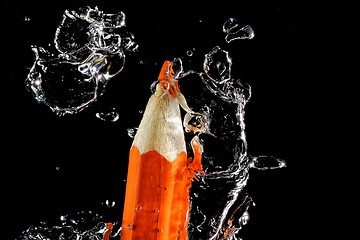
[20, 6, 286, 240]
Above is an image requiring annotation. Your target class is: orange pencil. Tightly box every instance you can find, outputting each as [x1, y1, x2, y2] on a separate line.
[121, 60, 204, 240]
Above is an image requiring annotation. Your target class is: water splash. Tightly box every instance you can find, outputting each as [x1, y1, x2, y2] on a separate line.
[223, 18, 255, 43]
[15, 210, 121, 240]
[178, 45, 285, 239]
[25, 6, 138, 116]
[19, 12, 286, 240]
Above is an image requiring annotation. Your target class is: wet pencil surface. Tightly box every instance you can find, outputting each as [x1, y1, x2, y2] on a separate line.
[121, 60, 203, 240]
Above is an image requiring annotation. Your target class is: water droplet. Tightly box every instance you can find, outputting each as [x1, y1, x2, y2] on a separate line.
[250, 155, 287, 170]
[127, 127, 137, 138]
[95, 108, 119, 122]
[223, 18, 255, 43]
[150, 80, 158, 94]
[184, 112, 207, 134]
[239, 210, 250, 225]
[105, 200, 115, 207]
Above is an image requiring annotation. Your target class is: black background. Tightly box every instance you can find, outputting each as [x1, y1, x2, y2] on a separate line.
[3, 1, 351, 239]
